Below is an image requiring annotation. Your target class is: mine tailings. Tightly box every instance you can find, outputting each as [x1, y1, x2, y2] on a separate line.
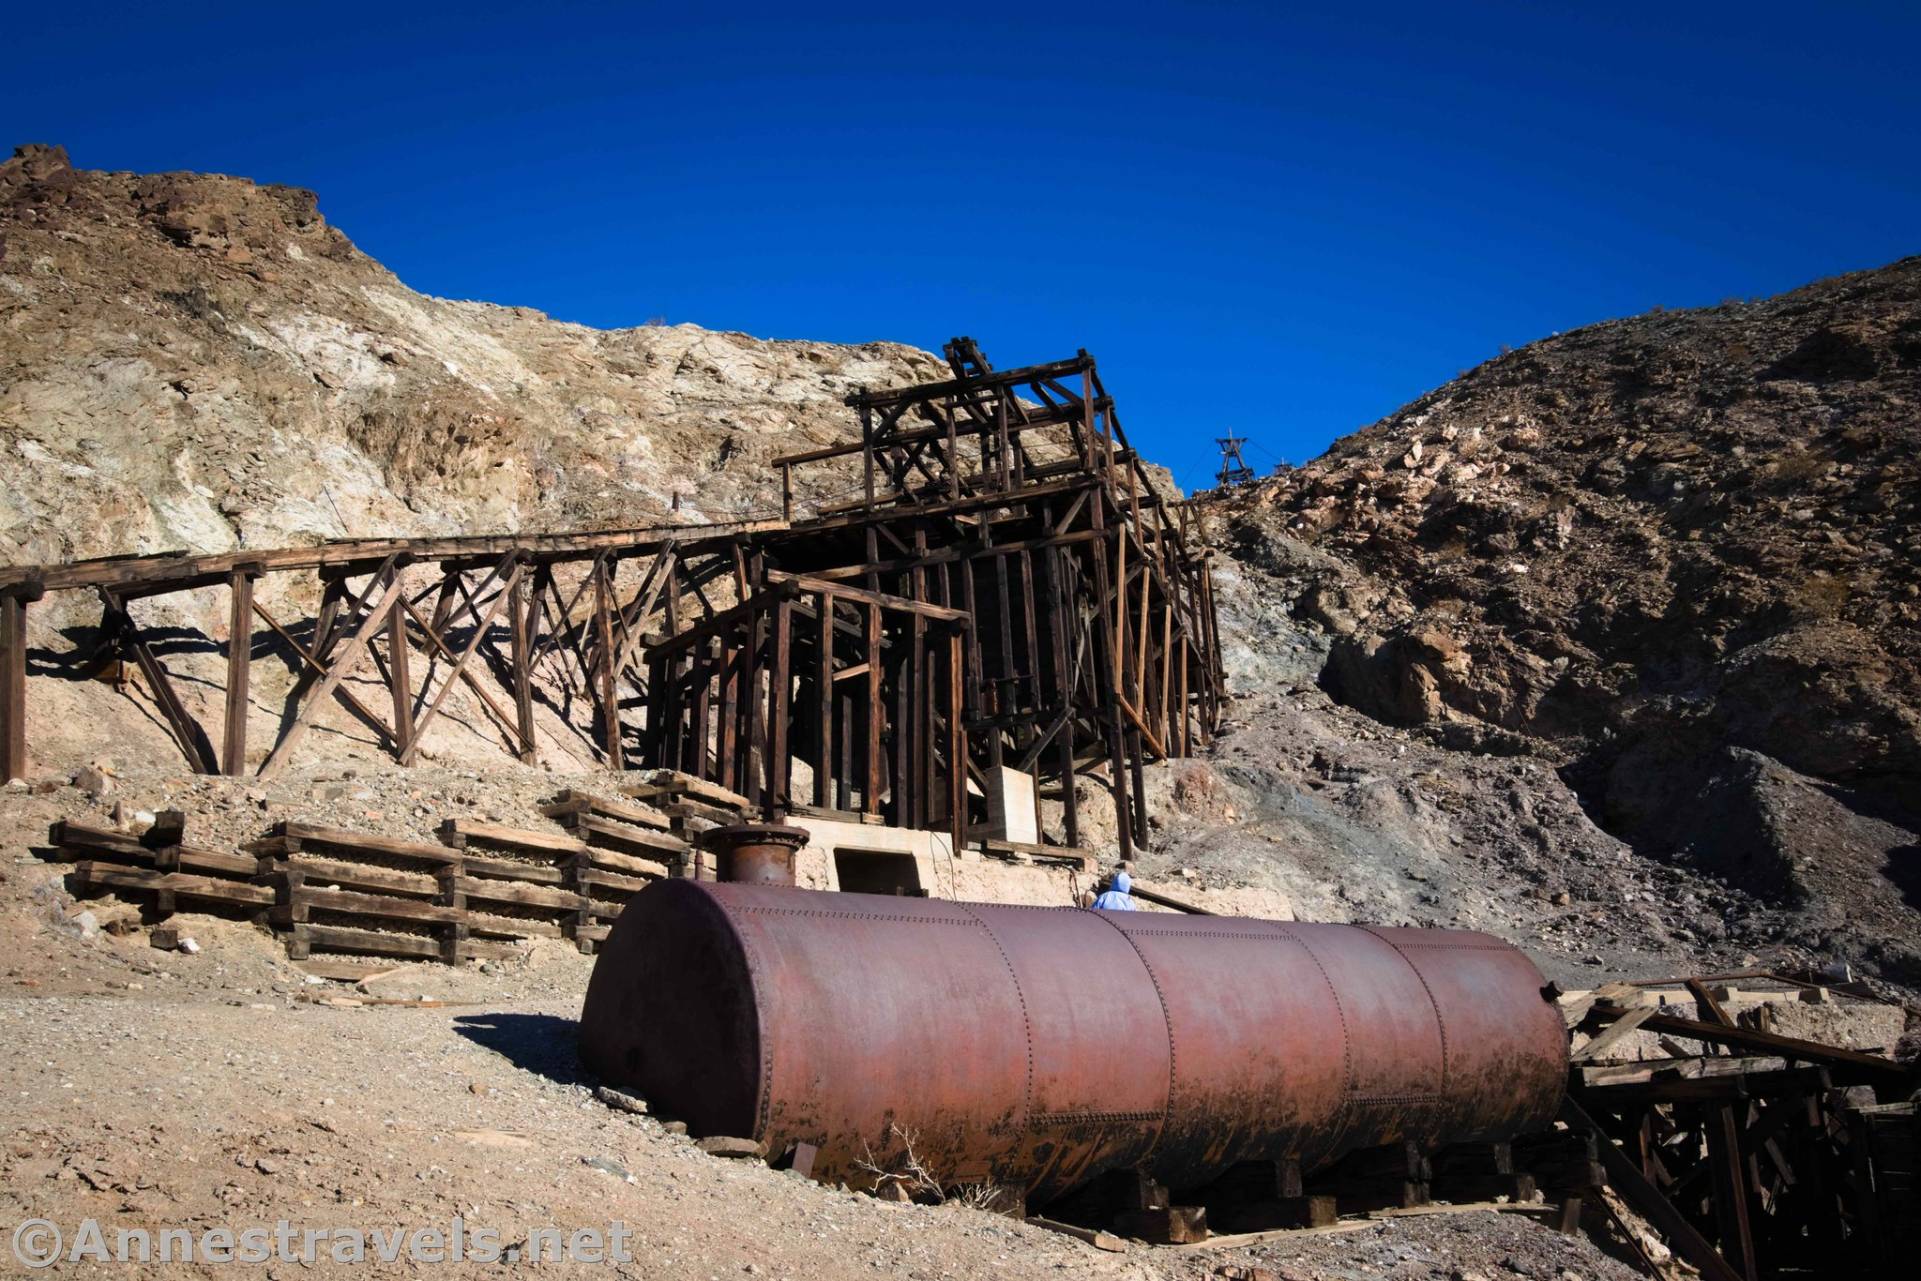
[579, 881, 1568, 1205]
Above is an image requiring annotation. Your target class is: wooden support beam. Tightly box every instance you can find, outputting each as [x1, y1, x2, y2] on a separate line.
[0, 519, 776, 596]
[1571, 1005, 1658, 1063]
[743, 599, 765, 809]
[1708, 1103, 1760, 1281]
[508, 571, 537, 764]
[864, 601, 882, 816]
[387, 590, 414, 758]
[762, 570, 968, 622]
[594, 557, 623, 770]
[402, 560, 521, 766]
[949, 629, 966, 855]
[1688, 977, 1738, 1029]
[1590, 1001, 1910, 1080]
[251, 601, 395, 750]
[260, 569, 408, 778]
[767, 596, 792, 816]
[397, 597, 523, 751]
[101, 590, 219, 775]
[0, 590, 28, 781]
[815, 591, 833, 807]
[717, 639, 739, 795]
[222, 569, 255, 775]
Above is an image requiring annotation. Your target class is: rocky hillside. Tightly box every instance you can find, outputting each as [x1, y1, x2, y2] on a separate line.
[0, 143, 944, 571]
[1209, 257, 1921, 984]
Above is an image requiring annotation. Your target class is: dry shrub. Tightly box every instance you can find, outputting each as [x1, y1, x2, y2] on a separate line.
[1788, 572, 1852, 619]
[1768, 451, 1826, 487]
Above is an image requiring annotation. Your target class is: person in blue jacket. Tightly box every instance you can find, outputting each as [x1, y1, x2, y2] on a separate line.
[1091, 869, 1138, 911]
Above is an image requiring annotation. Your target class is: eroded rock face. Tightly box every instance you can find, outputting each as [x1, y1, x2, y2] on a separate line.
[1207, 256, 1921, 984]
[0, 144, 948, 579]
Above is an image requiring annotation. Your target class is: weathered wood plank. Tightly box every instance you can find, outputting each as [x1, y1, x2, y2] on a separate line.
[439, 818, 589, 858]
[68, 862, 274, 907]
[223, 569, 255, 774]
[541, 790, 673, 831]
[264, 821, 462, 867]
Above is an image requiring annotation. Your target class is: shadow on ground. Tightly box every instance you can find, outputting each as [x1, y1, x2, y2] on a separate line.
[454, 1012, 588, 1087]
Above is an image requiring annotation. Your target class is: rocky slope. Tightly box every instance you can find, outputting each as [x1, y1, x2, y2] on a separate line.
[1207, 257, 1921, 985]
[0, 143, 945, 572]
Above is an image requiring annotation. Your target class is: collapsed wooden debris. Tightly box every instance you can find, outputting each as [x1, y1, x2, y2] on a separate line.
[1553, 974, 1918, 1280]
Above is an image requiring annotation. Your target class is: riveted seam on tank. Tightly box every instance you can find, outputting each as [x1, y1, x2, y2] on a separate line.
[1030, 1109, 1163, 1125]
[957, 903, 1033, 1151]
[1346, 1092, 1445, 1105]
[1273, 925, 1353, 1108]
[1359, 926, 1450, 1097]
[722, 905, 777, 1140]
[1370, 941, 1518, 953]
[1093, 928, 1306, 940]
[737, 907, 977, 924]
[1088, 915, 1178, 1157]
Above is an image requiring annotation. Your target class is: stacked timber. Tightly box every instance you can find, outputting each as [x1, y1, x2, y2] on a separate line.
[247, 821, 513, 964]
[540, 786, 690, 948]
[52, 806, 693, 963]
[609, 768, 753, 880]
[436, 818, 595, 948]
[46, 815, 271, 918]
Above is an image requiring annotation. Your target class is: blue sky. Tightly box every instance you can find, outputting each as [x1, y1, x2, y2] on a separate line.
[6, 2, 1917, 492]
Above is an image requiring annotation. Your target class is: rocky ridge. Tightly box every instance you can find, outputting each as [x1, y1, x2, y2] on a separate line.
[0, 143, 946, 575]
[1206, 257, 1921, 985]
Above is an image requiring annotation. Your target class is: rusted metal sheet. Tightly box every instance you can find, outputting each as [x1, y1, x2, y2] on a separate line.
[579, 883, 1567, 1203]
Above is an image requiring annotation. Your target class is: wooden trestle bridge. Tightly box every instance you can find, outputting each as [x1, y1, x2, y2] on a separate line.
[0, 340, 1225, 856]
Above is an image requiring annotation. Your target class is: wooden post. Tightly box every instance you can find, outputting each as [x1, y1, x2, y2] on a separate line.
[1019, 548, 1040, 726]
[767, 596, 792, 817]
[222, 569, 255, 775]
[0, 589, 28, 781]
[508, 571, 537, 764]
[1128, 726, 1150, 847]
[717, 638, 738, 793]
[948, 627, 966, 855]
[387, 588, 414, 759]
[1709, 1104, 1759, 1281]
[691, 637, 713, 779]
[781, 462, 793, 524]
[594, 557, 623, 770]
[1088, 496, 1133, 860]
[1040, 539, 1079, 850]
[861, 403, 876, 508]
[912, 530, 931, 830]
[946, 397, 960, 500]
[815, 591, 834, 806]
[864, 601, 882, 816]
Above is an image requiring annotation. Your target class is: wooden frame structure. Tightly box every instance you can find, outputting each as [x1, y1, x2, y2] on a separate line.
[757, 338, 1226, 856]
[1559, 977, 1918, 1281]
[0, 340, 1224, 853]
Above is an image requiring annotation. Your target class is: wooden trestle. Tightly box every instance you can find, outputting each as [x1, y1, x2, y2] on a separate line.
[0, 340, 1225, 852]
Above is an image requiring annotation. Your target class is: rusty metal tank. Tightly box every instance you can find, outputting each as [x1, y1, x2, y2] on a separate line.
[698, 822, 809, 886]
[578, 881, 1567, 1202]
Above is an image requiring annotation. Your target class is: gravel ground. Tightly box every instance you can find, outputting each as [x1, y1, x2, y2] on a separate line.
[0, 804, 1650, 1281]
[0, 981, 1647, 1281]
